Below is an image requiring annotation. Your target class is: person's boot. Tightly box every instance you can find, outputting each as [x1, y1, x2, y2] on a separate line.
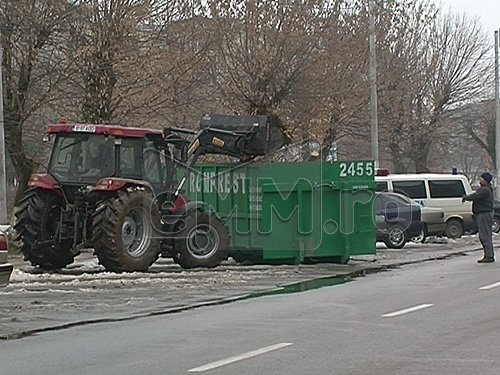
[477, 257, 495, 263]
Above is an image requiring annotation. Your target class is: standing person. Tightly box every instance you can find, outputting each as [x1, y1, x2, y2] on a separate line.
[463, 172, 495, 263]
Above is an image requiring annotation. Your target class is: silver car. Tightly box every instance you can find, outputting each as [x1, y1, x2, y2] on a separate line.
[413, 206, 446, 243]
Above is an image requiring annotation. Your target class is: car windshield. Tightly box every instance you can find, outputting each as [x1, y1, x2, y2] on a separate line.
[48, 134, 115, 183]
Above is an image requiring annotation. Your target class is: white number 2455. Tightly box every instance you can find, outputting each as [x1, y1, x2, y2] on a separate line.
[339, 162, 374, 177]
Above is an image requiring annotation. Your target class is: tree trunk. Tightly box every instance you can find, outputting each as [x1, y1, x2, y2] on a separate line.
[412, 140, 431, 173]
[387, 141, 407, 173]
[3, 114, 34, 204]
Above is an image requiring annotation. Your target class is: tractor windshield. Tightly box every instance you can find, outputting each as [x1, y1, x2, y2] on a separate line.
[48, 134, 115, 183]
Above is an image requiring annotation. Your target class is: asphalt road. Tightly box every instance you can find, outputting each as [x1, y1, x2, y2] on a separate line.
[0, 235, 494, 340]
[1, 248, 500, 374]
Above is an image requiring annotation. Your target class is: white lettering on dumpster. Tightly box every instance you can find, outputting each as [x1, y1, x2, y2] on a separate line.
[249, 186, 262, 212]
[188, 171, 247, 195]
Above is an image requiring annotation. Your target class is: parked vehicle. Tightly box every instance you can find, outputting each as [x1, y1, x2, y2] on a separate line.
[375, 192, 422, 249]
[412, 206, 446, 243]
[14, 115, 289, 272]
[375, 172, 474, 239]
[0, 226, 13, 287]
[492, 200, 500, 233]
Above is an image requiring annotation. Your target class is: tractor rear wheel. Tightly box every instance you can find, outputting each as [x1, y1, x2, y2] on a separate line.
[91, 189, 161, 272]
[14, 188, 74, 270]
[172, 210, 229, 269]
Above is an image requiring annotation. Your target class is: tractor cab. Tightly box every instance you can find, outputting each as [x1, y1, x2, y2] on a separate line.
[46, 124, 166, 197]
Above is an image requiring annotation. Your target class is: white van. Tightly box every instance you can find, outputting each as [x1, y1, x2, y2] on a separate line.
[375, 173, 474, 239]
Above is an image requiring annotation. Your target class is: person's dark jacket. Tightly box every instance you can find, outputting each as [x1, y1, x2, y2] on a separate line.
[463, 184, 494, 215]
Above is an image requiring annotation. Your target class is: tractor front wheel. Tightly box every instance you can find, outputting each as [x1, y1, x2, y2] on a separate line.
[172, 210, 229, 269]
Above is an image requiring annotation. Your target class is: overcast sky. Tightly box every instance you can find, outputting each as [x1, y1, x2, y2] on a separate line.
[436, 0, 500, 35]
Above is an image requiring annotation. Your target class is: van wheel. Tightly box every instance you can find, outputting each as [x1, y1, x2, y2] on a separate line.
[445, 219, 463, 239]
[492, 216, 500, 233]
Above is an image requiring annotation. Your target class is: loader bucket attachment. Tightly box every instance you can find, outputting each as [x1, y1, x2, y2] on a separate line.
[199, 114, 290, 158]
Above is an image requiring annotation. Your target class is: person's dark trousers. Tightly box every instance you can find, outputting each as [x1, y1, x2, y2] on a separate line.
[476, 212, 495, 259]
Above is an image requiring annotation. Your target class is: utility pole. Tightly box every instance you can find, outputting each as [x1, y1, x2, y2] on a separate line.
[369, 0, 379, 167]
[495, 30, 500, 198]
[0, 20, 8, 224]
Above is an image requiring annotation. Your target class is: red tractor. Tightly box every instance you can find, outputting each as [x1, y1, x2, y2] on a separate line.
[14, 114, 288, 272]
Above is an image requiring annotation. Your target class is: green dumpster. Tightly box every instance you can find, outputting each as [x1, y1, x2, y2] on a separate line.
[186, 160, 376, 264]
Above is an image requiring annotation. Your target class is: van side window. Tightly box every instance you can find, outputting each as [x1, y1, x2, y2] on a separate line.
[392, 180, 427, 199]
[429, 180, 465, 198]
[376, 181, 388, 192]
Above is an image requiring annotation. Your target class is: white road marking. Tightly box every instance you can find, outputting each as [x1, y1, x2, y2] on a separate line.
[479, 281, 500, 290]
[382, 304, 433, 318]
[188, 342, 293, 372]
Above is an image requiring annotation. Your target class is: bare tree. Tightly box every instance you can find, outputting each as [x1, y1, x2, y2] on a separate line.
[1, 0, 79, 202]
[134, 3, 221, 127]
[303, 0, 371, 160]
[68, 0, 157, 124]
[410, 14, 491, 172]
[454, 100, 495, 170]
[206, 0, 339, 123]
[375, 3, 491, 172]
[376, 0, 438, 172]
[65, 0, 218, 128]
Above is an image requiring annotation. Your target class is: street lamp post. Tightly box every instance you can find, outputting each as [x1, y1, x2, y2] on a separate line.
[0, 20, 8, 224]
[495, 30, 500, 198]
[369, 0, 379, 167]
